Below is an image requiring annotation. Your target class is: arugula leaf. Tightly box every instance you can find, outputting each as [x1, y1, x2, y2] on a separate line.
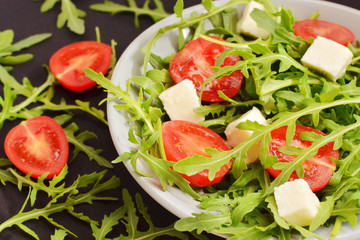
[90, 0, 171, 28]
[63, 122, 113, 168]
[92, 188, 190, 239]
[175, 210, 232, 235]
[51, 229, 68, 240]
[0, 169, 120, 238]
[39, 0, 86, 34]
[0, 30, 51, 69]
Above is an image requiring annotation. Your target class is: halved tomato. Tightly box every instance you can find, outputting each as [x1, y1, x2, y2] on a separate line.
[294, 19, 355, 46]
[4, 116, 69, 179]
[49, 41, 112, 92]
[169, 36, 243, 102]
[267, 125, 338, 192]
[162, 120, 232, 187]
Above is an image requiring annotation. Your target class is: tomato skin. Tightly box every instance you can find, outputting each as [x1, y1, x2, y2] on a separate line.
[49, 41, 112, 92]
[162, 120, 232, 187]
[294, 19, 355, 46]
[267, 125, 338, 192]
[169, 36, 243, 102]
[4, 116, 69, 179]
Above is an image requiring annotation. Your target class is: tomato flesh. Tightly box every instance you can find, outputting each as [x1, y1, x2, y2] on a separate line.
[169, 36, 243, 102]
[294, 19, 355, 46]
[162, 120, 232, 187]
[4, 116, 69, 179]
[267, 125, 338, 192]
[49, 41, 112, 92]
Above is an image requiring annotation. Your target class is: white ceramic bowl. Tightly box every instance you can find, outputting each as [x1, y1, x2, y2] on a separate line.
[107, 0, 360, 239]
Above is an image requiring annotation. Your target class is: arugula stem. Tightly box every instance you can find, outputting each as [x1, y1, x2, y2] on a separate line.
[10, 74, 56, 114]
[260, 78, 322, 96]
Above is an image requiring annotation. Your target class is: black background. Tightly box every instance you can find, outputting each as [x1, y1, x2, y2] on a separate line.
[0, 0, 359, 239]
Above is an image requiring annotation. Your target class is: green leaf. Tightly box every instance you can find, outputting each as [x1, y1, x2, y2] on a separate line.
[41, 0, 60, 12]
[174, 0, 184, 19]
[232, 192, 263, 225]
[309, 196, 335, 231]
[90, 0, 171, 28]
[63, 122, 113, 168]
[57, 0, 85, 34]
[265, 196, 289, 229]
[4, 33, 52, 53]
[91, 205, 126, 240]
[0, 170, 120, 238]
[51, 229, 68, 240]
[175, 211, 231, 234]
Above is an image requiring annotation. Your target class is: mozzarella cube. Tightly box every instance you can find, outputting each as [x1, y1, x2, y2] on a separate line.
[301, 36, 353, 81]
[274, 179, 321, 226]
[237, 1, 270, 39]
[159, 79, 204, 124]
[224, 107, 267, 164]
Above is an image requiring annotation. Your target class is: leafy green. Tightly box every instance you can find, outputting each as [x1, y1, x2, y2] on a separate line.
[51, 229, 68, 240]
[63, 122, 113, 168]
[0, 30, 51, 70]
[91, 188, 190, 239]
[38, 0, 86, 34]
[0, 168, 120, 239]
[84, 69, 199, 198]
[90, 0, 171, 28]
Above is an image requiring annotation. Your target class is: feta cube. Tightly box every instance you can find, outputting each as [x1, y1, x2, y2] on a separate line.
[224, 107, 267, 164]
[274, 179, 321, 226]
[159, 79, 204, 124]
[301, 36, 353, 81]
[237, 1, 270, 40]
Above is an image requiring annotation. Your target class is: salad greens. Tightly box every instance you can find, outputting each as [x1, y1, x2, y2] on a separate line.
[90, 0, 171, 28]
[36, 0, 173, 34]
[0, 27, 192, 238]
[87, 0, 360, 239]
[91, 188, 195, 240]
[38, 0, 86, 34]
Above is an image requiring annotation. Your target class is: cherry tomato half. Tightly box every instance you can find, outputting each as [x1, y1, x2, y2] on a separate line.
[267, 125, 338, 192]
[294, 19, 355, 46]
[49, 41, 112, 92]
[162, 120, 232, 187]
[4, 116, 69, 179]
[169, 36, 243, 102]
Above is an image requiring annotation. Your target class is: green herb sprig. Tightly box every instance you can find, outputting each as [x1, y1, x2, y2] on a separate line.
[38, 0, 86, 34]
[90, 0, 171, 28]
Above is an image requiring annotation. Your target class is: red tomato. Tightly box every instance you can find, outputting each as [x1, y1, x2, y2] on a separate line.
[267, 125, 338, 192]
[49, 41, 112, 92]
[169, 36, 243, 102]
[4, 116, 69, 179]
[162, 120, 232, 187]
[294, 19, 355, 46]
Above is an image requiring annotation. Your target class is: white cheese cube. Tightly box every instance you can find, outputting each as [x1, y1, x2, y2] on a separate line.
[159, 79, 204, 124]
[224, 107, 267, 164]
[301, 36, 353, 81]
[274, 179, 321, 226]
[237, 1, 270, 40]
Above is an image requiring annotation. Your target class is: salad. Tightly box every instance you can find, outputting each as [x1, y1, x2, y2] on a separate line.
[87, 0, 360, 239]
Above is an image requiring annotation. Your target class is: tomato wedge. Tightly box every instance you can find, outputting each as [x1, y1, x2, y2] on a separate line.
[267, 125, 338, 192]
[162, 120, 232, 187]
[294, 19, 355, 46]
[49, 41, 112, 92]
[4, 116, 69, 179]
[169, 36, 243, 102]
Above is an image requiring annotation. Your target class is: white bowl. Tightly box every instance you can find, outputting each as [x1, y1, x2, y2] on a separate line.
[107, 0, 360, 239]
